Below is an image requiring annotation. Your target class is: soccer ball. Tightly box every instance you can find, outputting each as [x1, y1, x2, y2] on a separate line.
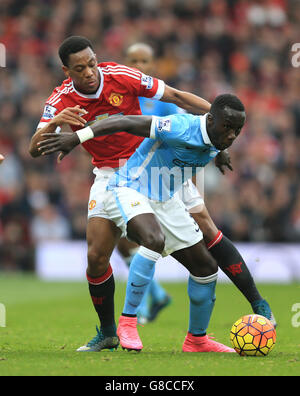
[230, 314, 276, 357]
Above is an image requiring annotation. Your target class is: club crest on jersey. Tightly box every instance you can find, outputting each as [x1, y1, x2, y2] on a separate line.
[141, 74, 154, 89]
[42, 104, 57, 120]
[156, 118, 171, 132]
[109, 92, 123, 107]
[89, 200, 96, 210]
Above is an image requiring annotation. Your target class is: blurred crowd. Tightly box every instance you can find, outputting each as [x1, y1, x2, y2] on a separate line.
[0, 0, 299, 271]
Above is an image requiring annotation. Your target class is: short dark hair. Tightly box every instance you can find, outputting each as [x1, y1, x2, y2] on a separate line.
[58, 36, 94, 67]
[211, 94, 245, 115]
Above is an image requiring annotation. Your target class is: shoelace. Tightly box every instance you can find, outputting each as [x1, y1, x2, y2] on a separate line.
[253, 302, 271, 319]
[87, 326, 104, 347]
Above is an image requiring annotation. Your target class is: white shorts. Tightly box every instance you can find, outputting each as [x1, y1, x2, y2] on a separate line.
[179, 179, 204, 212]
[88, 168, 117, 219]
[102, 186, 203, 257]
[88, 168, 205, 219]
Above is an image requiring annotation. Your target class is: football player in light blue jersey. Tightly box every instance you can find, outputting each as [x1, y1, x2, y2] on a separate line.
[38, 94, 254, 353]
[120, 44, 275, 330]
[116, 43, 186, 324]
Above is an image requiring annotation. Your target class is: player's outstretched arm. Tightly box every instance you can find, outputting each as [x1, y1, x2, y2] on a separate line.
[29, 106, 88, 158]
[161, 85, 211, 115]
[37, 115, 153, 161]
[0, 154, 4, 164]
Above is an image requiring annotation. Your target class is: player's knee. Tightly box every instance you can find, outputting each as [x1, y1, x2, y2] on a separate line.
[202, 255, 218, 277]
[87, 247, 110, 276]
[138, 230, 165, 254]
[191, 254, 218, 278]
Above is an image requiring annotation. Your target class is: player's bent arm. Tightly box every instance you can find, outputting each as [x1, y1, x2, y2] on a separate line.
[29, 123, 59, 158]
[79, 115, 153, 141]
[161, 85, 211, 115]
[29, 106, 88, 158]
[37, 115, 153, 157]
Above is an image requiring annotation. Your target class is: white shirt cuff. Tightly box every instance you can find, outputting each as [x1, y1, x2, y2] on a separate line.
[150, 116, 158, 139]
[152, 80, 165, 100]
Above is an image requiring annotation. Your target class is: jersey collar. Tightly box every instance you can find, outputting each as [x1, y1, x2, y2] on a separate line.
[72, 67, 104, 99]
[200, 114, 213, 146]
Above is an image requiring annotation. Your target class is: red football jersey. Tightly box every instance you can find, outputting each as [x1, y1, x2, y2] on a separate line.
[38, 62, 165, 168]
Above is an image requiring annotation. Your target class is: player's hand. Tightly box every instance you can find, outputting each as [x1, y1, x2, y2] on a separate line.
[214, 150, 233, 175]
[37, 132, 80, 162]
[49, 105, 88, 128]
[0, 154, 4, 164]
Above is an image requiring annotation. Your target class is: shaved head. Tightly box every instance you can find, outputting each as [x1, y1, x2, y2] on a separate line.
[125, 43, 155, 75]
[126, 43, 154, 58]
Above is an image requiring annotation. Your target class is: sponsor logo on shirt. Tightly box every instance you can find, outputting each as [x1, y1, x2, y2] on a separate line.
[109, 92, 123, 107]
[131, 201, 140, 207]
[173, 158, 207, 168]
[156, 118, 171, 132]
[141, 74, 154, 89]
[86, 112, 124, 126]
[42, 104, 57, 120]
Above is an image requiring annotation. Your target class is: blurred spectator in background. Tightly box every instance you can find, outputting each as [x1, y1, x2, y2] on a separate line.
[0, 0, 299, 271]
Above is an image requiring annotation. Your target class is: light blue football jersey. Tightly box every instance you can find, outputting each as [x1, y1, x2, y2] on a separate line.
[108, 113, 219, 201]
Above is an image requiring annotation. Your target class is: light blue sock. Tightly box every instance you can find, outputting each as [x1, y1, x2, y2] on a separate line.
[123, 247, 161, 315]
[149, 279, 168, 303]
[137, 289, 150, 317]
[188, 272, 218, 335]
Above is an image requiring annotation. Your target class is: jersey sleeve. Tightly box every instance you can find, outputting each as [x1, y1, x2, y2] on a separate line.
[115, 64, 165, 100]
[36, 89, 65, 130]
[149, 114, 190, 144]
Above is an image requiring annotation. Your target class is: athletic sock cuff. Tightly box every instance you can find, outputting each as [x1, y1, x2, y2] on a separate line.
[86, 265, 113, 285]
[189, 271, 218, 284]
[207, 230, 223, 250]
[138, 246, 161, 262]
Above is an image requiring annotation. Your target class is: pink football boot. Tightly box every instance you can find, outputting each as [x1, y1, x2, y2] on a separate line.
[117, 315, 143, 352]
[183, 333, 235, 353]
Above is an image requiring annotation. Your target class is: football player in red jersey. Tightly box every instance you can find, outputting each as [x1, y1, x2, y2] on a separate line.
[29, 36, 212, 352]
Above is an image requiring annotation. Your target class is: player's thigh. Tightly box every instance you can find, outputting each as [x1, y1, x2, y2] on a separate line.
[172, 240, 218, 278]
[104, 187, 165, 253]
[190, 205, 219, 243]
[150, 195, 203, 257]
[179, 179, 219, 242]
[127, 213, 165, 253]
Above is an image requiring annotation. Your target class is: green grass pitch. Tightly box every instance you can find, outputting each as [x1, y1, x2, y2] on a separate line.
[0, 274, 299, 376]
